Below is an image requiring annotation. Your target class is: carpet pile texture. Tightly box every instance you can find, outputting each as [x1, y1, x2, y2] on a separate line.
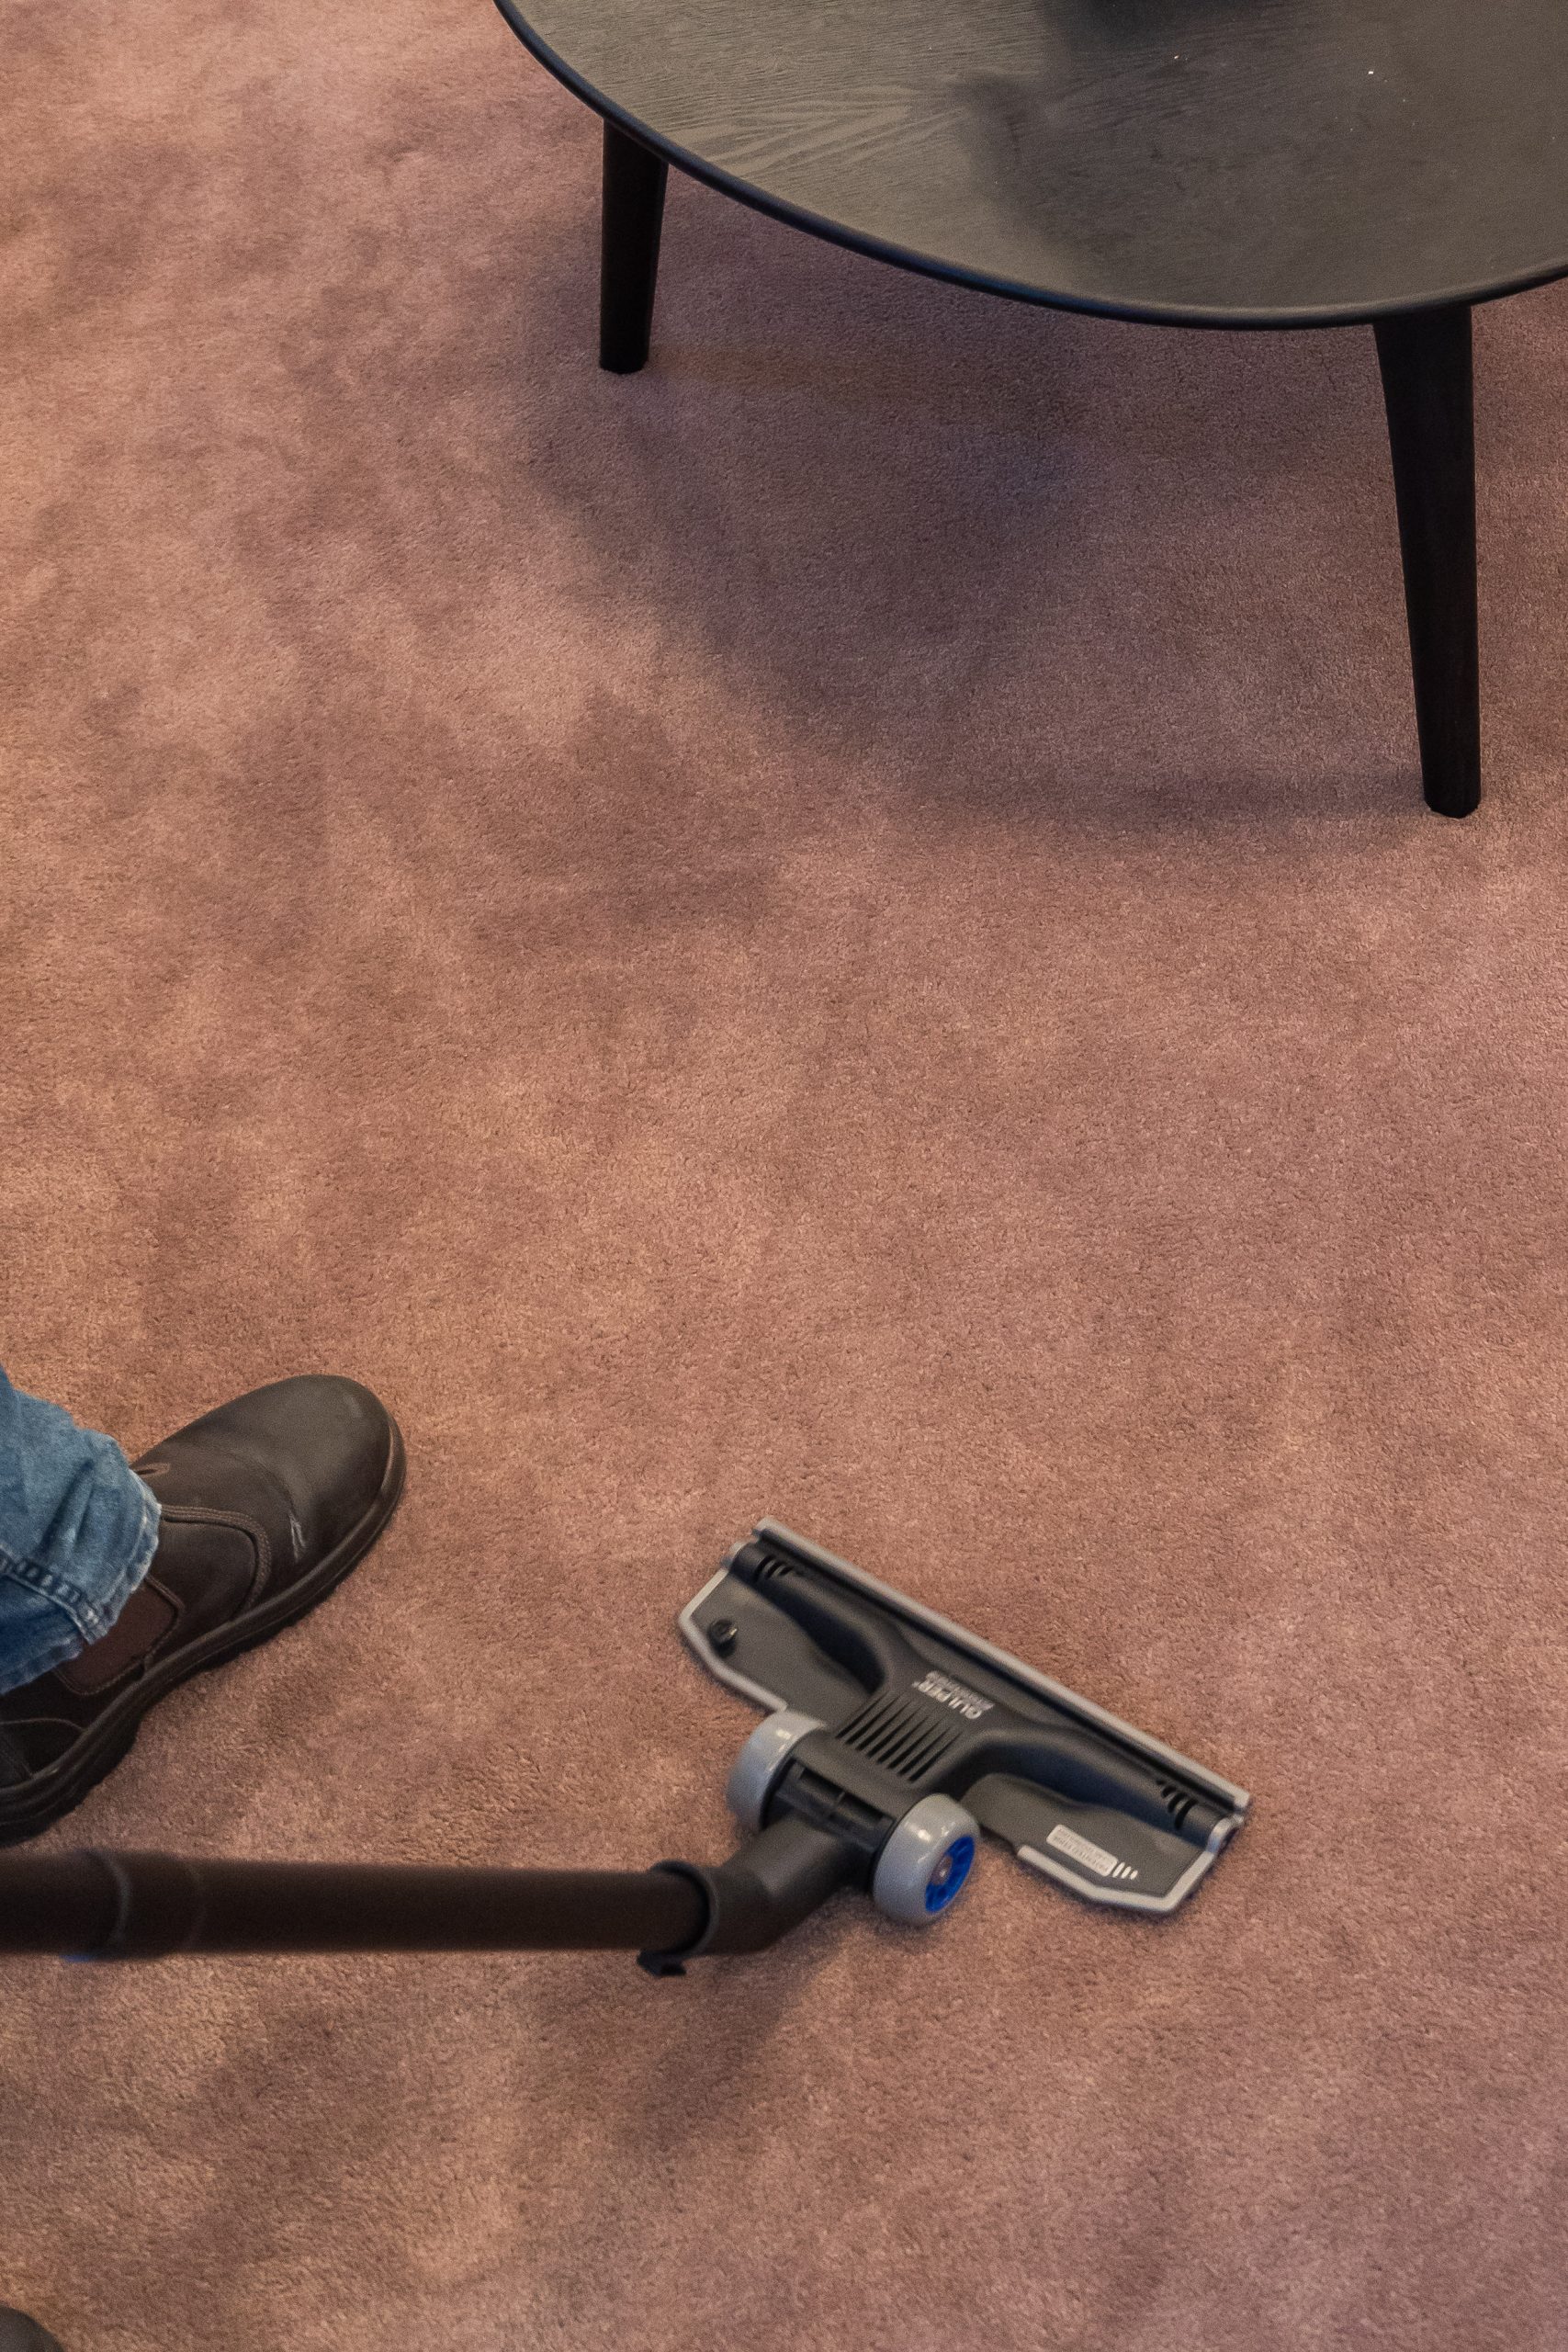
[5, 0, 1567, 2345]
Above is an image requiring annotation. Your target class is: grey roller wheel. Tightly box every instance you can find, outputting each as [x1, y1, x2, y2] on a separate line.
[871, 1796, 979, 1925]
[724, 1709, 822, 1831]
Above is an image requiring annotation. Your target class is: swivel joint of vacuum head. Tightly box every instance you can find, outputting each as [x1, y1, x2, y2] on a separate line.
[726, 1709, 979, 1928]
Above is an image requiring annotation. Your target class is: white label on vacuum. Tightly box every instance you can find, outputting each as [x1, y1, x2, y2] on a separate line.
[1046, 1824, 1137, 1882]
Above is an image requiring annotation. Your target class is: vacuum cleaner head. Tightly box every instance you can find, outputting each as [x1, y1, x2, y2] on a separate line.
[682, 1521, 1247, 1917]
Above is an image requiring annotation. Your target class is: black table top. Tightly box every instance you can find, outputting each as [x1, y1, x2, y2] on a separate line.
[493, 0, 1568, 327]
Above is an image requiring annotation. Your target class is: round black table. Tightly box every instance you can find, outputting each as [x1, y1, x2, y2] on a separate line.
[491, 0, 1568, 817]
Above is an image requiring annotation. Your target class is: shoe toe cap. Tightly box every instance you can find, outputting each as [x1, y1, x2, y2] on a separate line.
[141, 1374, 401, 1571]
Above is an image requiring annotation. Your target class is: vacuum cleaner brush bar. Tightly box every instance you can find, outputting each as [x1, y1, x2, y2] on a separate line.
[681, 1521, 1248, 1916]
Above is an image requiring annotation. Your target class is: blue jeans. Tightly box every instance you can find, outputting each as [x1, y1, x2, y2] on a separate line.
[0, 1369, 160, 1695]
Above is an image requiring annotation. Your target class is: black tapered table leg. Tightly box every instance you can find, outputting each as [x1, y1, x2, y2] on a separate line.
[600, 121, 668, 373]
[1373, 303, 1480, 819]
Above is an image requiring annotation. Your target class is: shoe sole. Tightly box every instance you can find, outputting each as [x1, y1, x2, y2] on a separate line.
[0, 1416, 407, 1849]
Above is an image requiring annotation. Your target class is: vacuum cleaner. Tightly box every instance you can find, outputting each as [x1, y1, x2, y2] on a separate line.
[0, 1523, 1247, 1969]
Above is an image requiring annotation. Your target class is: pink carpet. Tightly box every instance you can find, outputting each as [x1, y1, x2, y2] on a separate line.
[5, 0, 1567, 2344]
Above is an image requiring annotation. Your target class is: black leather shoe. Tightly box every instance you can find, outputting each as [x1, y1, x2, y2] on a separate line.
[0, 2310, 67, 2351]
[0, 1376, 404, 1847]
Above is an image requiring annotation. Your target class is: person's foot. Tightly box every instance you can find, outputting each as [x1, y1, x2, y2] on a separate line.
[0, 1376, 403, 1847]
[0, 2309, 67, 2351]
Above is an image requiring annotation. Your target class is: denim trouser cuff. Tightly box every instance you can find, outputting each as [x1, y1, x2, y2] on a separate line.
[0, 1374, 164, 1695]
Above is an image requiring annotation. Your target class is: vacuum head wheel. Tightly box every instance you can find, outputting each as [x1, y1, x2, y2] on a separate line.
[871, 1796, 979, 1925]
[725, 1710, 823, 1832]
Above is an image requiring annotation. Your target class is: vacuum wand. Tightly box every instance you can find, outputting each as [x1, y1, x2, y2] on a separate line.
[0, 1814, 860, 1972]
[0, 1849, 705, 1960]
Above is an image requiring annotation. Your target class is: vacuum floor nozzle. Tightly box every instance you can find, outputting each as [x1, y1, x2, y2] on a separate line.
[682, 1521, 1248, 1917]
[0, 1521, 1247, 1974]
